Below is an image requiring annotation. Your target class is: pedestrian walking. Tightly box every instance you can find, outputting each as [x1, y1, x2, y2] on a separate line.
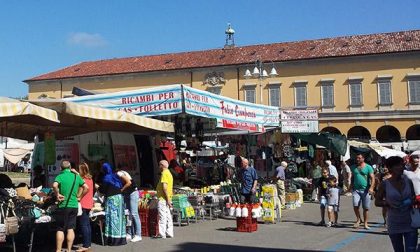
[350, 153, 375, 230]
[326, 177, 340, 227]
[317, 168, 333, 226]
[375, 156, 417, 252]
[52, 160, 89, 252]
[155, 160, 174, 239]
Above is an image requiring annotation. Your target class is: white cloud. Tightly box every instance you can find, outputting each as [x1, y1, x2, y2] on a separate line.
[67, 32, 108, 47]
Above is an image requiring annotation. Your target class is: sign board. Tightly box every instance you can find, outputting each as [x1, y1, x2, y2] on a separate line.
[281, 109, 319, 133]
[281, 121, 319, 133]
[280, 110, 318, 120]
[183, 86, 279, 132]
[68, 84, 280, 132]
[68, 85, 183, 117]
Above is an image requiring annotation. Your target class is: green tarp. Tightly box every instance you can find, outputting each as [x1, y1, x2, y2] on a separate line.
[293, 132, 348, 156]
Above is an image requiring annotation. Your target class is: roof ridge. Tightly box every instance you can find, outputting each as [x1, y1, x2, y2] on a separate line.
[25, 29, 420, 82]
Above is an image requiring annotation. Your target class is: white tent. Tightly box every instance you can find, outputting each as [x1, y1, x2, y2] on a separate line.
[345, 140, 407, 159]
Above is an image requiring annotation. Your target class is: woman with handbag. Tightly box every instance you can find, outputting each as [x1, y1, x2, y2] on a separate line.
[98, 163, 126, 246]
[76, 163, 94, 252]
[375, 156, 417, 252]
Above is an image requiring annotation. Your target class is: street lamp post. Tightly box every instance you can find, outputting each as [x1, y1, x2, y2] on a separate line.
[244, 60, 278, 104]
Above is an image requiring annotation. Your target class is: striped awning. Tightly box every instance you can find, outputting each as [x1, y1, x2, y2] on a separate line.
[0, 97, 59, 123]
[30, 100, 174, 134]
[0, 98, 173, 140]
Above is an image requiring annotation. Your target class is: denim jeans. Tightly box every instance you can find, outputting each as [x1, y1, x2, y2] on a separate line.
[125, 191, 141, 237]
[79, 208, 91, 248]
[389, 231, 418, 252]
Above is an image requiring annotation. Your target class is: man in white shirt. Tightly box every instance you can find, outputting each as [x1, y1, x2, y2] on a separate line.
[325, 160, 339, 181]
[403, 153, 420, 207]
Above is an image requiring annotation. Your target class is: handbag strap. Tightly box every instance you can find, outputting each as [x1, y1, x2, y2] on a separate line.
[0, 203, 3, 224]
[6, 200, 16, 217]
[64, 174, 77, 208]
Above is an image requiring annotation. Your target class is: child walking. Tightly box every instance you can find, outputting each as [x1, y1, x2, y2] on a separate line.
[317, 168, 333, 226]
[326, 177, 340, 227]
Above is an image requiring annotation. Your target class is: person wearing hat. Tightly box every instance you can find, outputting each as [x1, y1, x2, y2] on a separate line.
[52, 160, 89, 252]
[274, 161, 287, 208]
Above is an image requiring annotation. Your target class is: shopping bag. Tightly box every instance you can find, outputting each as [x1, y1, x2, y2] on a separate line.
[411, 208, 420, 228]
[5, 201, 19, 235]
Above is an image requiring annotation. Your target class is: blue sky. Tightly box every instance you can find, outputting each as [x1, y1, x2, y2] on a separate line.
[1, 1, 419, 98]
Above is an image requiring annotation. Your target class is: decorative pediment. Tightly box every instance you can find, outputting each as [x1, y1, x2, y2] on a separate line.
[203, 72, 226, 87]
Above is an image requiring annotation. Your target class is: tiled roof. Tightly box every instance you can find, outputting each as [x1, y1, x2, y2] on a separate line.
[26, 29, 420, 82]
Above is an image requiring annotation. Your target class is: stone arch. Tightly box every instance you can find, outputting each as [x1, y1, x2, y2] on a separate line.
[347, 126, 371, 141]
[406, 125, 420, 140]
[376, 125, 401, 143]
[321, 127, 341, 135]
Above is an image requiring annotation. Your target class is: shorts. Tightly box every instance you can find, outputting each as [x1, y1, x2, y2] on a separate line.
[328, 205, 339, 212]
[320, 196, 328, 208]
[54, 207, 77, 232]
[352, 189, 372, 210]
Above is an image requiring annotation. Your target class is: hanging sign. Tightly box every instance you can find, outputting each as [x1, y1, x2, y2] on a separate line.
[68, 85, 183, 117]
[280, 109, 319, 133]
[183, 86, 279, 132]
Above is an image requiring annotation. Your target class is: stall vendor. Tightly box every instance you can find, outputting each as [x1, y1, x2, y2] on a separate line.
[239, 158, 258, 204]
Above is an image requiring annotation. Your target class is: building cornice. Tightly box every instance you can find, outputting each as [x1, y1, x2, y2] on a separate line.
[319, 110, 420, 121]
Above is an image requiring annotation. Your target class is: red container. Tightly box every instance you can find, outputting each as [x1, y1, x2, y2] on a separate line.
[139, 208, 160, 237]
[236, 204, 257, 232]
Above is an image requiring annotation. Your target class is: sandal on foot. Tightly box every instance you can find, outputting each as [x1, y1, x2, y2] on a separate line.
[353, 222, 360, 229]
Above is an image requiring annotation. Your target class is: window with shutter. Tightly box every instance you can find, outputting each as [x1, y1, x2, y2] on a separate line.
[245, 88, 256, 103]
[269, 86, 280, 107]
[409, 79, 420, 104]
[349, 82, 362, 106]
[321, 83, 334, 107]
[378, 80, 392, 105]
[295, 84, 307, 107]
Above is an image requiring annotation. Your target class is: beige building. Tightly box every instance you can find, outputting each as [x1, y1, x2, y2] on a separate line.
[25, 29, 420, 149]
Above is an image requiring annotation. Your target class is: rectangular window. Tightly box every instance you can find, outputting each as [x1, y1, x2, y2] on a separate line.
[321, 82, 334, 107]
[244, 88, 256, 103]
[269, 86, 280, 107]
[378, 80, 392, 105]
[409, 79, 420, 104]
[349, 81, 362, 106]
[294, 84, 307, 107]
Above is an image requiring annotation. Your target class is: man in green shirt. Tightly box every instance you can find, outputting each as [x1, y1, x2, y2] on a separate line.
[349, 153, 375, 230]
[53, 160, 89, 252]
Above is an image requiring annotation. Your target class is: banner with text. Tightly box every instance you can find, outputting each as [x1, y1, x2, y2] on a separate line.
[68, 85, 183, 117]
[281, 109, 319, 133]
[183, 86, 279, 132]
[67, 84, 280, 132]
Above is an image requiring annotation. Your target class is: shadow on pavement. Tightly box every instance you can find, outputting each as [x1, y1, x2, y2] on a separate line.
[173, 242, 320, 252]
[350, 230, 389, 236]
